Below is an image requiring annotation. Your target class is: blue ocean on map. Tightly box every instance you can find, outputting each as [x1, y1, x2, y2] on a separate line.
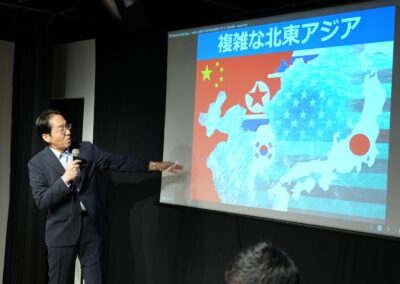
[200, 42, 393, 221]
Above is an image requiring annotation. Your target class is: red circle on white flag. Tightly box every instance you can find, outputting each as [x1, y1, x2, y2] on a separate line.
[349, 134, 370, 156]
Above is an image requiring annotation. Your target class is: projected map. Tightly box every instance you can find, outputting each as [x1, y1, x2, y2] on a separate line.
[190, 6, 394, 222]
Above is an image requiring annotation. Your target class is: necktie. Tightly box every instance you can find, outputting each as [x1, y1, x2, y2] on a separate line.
[59, 152, 70, 169]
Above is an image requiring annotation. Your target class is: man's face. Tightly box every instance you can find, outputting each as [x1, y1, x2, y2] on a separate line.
[42, 114, 71, 152]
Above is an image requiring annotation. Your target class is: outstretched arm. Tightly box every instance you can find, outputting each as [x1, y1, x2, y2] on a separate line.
[148, 161, 183, 173]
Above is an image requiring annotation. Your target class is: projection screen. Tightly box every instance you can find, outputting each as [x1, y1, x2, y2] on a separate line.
[161, 0, 400, 238]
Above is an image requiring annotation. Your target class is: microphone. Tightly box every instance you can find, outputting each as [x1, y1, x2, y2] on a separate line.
[71, 149, 80, 188]
[72, 148, 86, 168]
[72, 149, 80, 161]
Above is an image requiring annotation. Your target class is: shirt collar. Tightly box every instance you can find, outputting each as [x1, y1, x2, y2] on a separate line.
[49, 147, 71, 159]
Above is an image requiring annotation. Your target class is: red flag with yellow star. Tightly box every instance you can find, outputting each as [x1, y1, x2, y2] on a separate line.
[190, 52, 293, 202]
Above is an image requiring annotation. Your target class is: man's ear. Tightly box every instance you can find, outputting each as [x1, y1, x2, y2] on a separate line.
[42, 133, 51, 143]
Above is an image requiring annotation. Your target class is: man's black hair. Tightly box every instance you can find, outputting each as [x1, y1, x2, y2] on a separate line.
[225, 241, 300, 284]
[35, 109, 63, 142]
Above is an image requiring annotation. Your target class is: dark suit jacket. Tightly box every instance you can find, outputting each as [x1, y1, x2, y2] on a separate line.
[28, 141, 148, 247]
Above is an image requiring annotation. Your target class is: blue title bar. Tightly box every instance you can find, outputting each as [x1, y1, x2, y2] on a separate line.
[197, 6, 395, 60]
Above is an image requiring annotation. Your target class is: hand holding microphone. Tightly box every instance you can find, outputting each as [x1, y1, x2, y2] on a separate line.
[61, 149, 81, 184]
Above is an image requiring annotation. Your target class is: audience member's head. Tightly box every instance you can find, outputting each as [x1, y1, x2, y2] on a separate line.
[225, 241, 299, 284]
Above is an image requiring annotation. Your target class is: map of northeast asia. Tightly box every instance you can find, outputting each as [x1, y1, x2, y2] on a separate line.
[191, 41, 393, 222]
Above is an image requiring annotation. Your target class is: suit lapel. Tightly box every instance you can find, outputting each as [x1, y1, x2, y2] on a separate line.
[76, 145, 86, 191]
[42, 146, 66, 176]
[77, 166, 86, 190]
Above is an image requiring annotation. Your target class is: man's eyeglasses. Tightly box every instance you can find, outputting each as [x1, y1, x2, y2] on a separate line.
[55, 123, 72, 134]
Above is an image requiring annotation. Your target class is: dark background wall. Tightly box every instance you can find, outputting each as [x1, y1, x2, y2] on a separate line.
[3, 0, 400, 283]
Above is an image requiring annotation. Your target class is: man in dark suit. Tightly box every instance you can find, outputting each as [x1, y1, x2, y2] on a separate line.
[28, 109, 182, 284]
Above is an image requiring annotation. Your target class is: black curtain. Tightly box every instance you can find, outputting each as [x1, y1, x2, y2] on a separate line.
[95, 30, 400, 284]
[3, 21, 53, 284]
